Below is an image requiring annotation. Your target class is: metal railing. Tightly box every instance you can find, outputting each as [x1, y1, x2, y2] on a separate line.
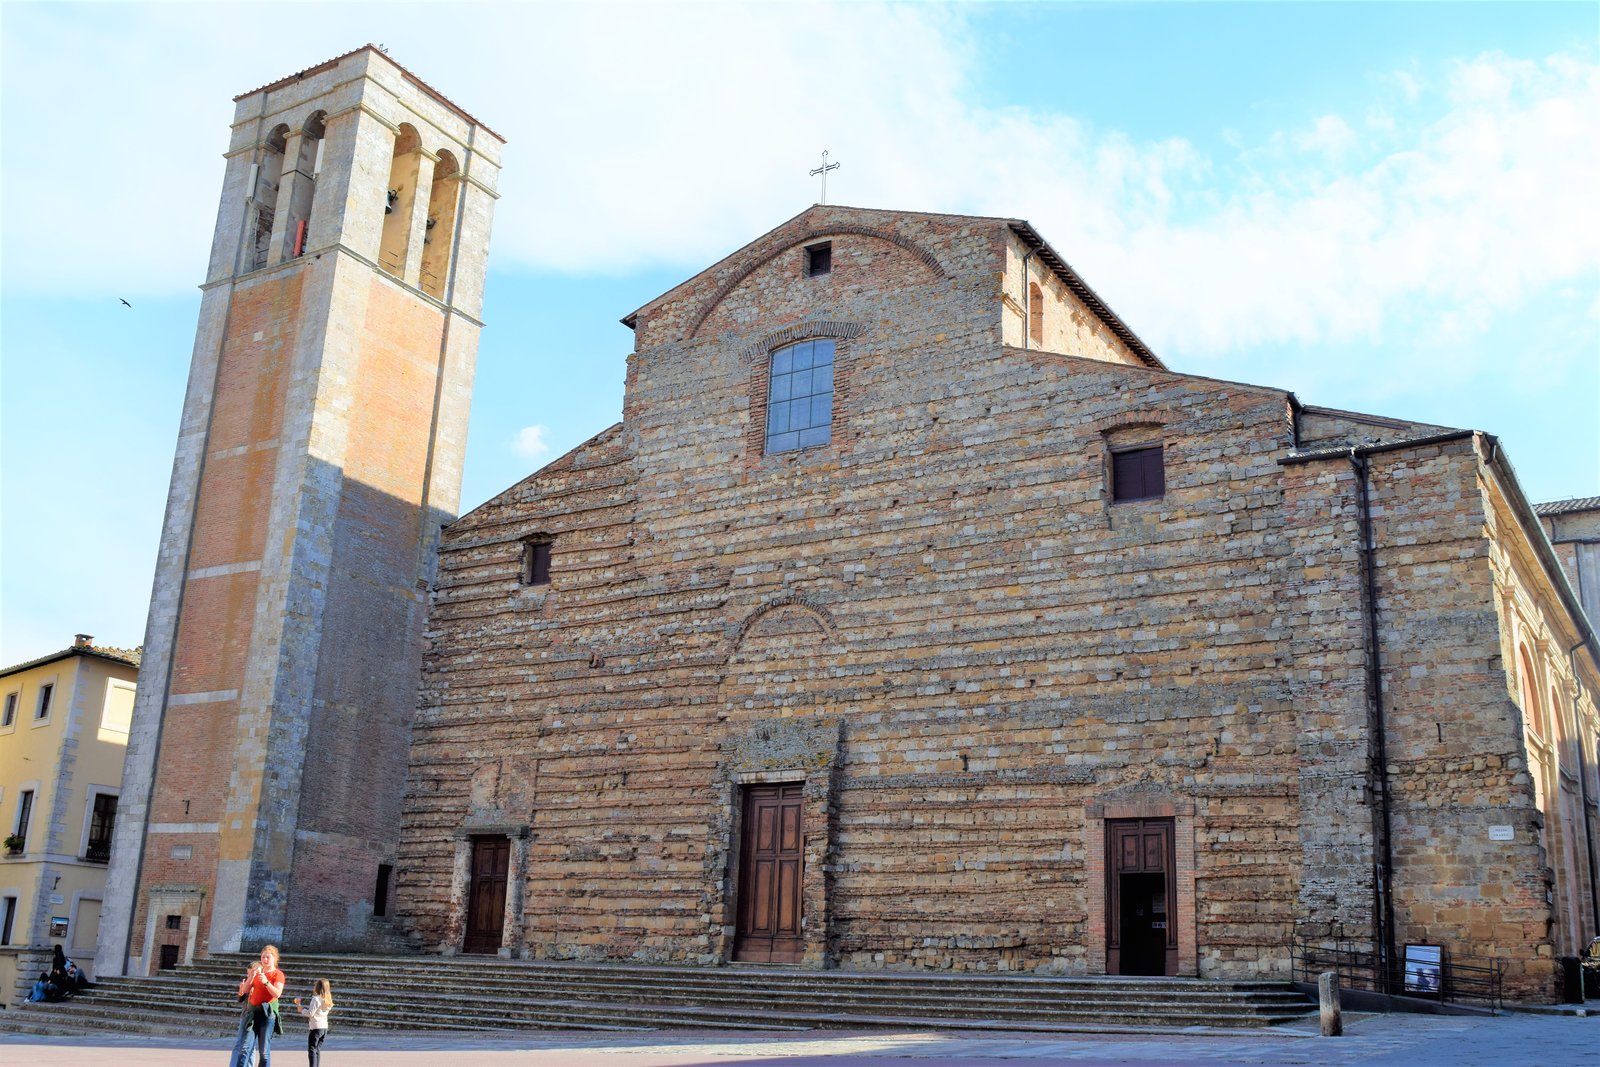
[1291, 928, 1504, 1009]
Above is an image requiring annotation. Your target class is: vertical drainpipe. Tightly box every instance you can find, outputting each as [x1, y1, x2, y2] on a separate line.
[1351, 448, 1398, 993]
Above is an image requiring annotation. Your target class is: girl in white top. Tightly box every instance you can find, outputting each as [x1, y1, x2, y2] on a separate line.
[292, 979, 334, 1067]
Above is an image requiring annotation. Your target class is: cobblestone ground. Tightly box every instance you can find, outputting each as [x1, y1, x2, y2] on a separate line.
[3, 1014, 1598, 1066]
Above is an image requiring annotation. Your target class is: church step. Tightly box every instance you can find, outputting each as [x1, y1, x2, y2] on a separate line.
[28, 983, 1311, 1024]
[87, 982, 1311, 1021]
[3, 954, 1313, 1038]
[191, 952, 1307, 995]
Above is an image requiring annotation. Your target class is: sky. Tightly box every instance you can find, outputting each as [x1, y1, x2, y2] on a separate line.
[1, 1, 1597, 660]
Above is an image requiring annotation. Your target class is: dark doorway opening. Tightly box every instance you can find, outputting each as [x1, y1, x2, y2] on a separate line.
[1106, 817, 1177, 976]
[1118, 872, 1168, 975]
[732, 782, 804, 964]
[464, 836, 509, 955]
[158, 943, 180, 970]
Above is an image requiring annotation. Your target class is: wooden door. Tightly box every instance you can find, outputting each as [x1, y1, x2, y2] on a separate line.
[464, 836, 510, 954]
[733, 783, 805, 963]
[1106, 818, 1177, 976]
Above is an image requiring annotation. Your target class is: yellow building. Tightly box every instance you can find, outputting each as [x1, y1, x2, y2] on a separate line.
[0, 635, 138, 1004]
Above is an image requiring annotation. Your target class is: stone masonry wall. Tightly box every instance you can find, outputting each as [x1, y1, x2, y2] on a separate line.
[398, 206, 1582, 993]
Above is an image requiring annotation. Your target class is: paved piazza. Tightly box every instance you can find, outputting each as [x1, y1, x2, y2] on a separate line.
[2, 1015, 1597, 1067]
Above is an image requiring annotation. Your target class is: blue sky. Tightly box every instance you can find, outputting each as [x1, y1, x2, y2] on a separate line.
[2, 1, 1597, 659]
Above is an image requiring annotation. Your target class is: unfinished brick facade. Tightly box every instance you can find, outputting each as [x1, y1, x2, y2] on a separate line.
[401, 206, 1597, 1001]
[96, 48, 501, 975]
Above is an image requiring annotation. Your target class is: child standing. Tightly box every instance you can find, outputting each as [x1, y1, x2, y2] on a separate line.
[292, 979, 333, 1067]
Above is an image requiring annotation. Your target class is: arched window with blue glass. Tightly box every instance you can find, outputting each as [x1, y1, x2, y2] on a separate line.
[765, 339, 835, 453]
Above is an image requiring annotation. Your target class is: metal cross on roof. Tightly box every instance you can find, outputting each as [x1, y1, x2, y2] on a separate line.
[810, 150, 840, 205]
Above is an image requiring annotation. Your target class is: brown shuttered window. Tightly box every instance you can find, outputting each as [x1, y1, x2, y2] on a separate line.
[521, 538, 553, 586]
[805, 241, 832, 277]
[1112, 445, 1165, 502]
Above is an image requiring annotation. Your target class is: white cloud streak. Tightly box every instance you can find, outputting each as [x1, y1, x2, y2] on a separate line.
[512, 424, 552, 463]
[2, 5, 1595, 372]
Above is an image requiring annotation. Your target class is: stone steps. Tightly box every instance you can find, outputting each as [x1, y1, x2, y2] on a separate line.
[0, 952, 1316, 1037]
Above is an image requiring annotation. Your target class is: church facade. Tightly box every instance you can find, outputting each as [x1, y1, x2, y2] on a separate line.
[396, 205, 1599, 1001]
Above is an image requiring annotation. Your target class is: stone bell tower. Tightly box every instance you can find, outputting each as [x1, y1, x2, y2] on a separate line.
[98, 47, 502, 974]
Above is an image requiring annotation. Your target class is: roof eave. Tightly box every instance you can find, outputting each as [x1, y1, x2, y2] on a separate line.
[1007, 221, 1166, 371]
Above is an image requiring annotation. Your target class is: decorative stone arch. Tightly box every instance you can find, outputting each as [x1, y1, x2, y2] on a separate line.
[726, 593, 842, 660]
[688, 225, 949, 339]
[1084, 786, 1199, 977]
[1094, 410, 1175, 436]
[739, 320, 865, 366]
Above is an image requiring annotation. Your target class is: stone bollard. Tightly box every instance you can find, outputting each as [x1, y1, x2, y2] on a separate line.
[1319, 971, 1343, 1037]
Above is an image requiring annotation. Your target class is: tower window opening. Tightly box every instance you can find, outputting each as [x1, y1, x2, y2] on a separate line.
[278, 111, 325, 264]
[420, 149, 460, 299]
[380, 124, 422, 280]
[248, 126, 288, 272]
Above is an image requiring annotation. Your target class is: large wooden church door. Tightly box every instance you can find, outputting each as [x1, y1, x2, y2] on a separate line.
[464, 836, 509, 954]
[733, 783, 804, 963]
[1106, 818, 1177, 976]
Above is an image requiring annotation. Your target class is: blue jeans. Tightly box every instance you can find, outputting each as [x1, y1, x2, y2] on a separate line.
[229, 1004, 273, 1067]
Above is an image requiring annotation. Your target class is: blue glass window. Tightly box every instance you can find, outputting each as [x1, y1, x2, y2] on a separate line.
[765, 339, 835, 453]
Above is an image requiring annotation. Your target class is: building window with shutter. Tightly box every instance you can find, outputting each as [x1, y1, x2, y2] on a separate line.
[521, 537, 553, 586]
[35, 682, 53, 721]
[86, 792, 118, 862]
[1, 691, 16, 729]
[1111, 443, 1165, 502]
[766, 339, 835, 454]
[804, 241, 832, 277]
[11, 790, 34, 852]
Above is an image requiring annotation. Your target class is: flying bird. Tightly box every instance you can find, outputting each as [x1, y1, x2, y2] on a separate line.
[119, 299, 132, 308]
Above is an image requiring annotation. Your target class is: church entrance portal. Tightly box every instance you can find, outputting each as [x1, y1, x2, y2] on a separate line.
[733, 782, 804, 963]
[464, 836, 509, 954]
[1106, 818, 1177, 976]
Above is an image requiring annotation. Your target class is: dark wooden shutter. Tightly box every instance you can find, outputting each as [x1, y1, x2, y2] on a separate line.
[1112, 445, 1164, 501]
[523, 539, 552, 586]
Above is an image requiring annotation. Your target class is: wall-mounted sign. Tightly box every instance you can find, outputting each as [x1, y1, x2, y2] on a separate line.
[49, 917, 68, 938]
[48, 893, 64, 905]
[1488, 825, 1515, 841]
[1404, 943, 1443, 995]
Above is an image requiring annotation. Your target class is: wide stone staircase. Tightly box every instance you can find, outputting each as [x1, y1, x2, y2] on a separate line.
[0, 952, 1316, 1037]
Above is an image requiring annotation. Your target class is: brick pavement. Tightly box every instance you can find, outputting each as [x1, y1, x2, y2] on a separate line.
[2, 1014, 1597, 1066]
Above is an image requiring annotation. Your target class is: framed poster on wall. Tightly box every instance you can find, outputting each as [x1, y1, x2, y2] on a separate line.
[1404, 943, 1443, 995]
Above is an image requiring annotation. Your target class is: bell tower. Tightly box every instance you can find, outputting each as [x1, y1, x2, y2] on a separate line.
[98, 47, 502, 973]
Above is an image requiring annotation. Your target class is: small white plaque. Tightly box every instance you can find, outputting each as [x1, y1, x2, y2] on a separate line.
[49, 893, 64, 905]
[1488, 824, 1514, 841]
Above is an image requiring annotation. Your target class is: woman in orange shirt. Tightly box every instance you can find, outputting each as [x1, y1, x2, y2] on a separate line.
[229, 944, 286, 1067]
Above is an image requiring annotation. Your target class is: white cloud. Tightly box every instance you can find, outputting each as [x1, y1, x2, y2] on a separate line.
[2, 6, 1595, 386]
[1295, 115, 1357, 158]
[512, 424, 552, 463]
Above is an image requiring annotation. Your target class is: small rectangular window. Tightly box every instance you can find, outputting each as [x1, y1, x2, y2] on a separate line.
[1112, 444, 1165, 502]
[1, 897, 16, 945]
[805, 241, 832, 277]
[36, 682, 53, 721]
[1, 692, 15, 727]
[374, 862, 394, 917]
[521, 538, 553, 586]
[165, 914, 182, 931]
